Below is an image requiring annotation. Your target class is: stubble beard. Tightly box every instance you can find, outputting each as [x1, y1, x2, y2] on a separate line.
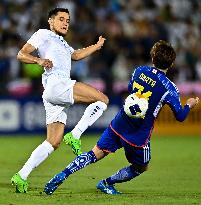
[52, 27, 67, 37]
[55, 30, 66, 37]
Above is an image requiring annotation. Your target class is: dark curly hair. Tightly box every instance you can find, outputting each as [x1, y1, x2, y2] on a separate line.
[150, 40, 176, 70]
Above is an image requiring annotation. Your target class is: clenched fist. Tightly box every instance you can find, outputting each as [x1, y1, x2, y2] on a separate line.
[37, 58, 53, 69]
[186, 97, 199, 109]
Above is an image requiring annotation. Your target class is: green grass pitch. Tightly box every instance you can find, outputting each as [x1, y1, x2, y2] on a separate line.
[0, 135, 201, 205]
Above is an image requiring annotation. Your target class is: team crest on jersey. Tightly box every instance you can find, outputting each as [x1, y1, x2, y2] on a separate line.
[152, 69, 157, 74]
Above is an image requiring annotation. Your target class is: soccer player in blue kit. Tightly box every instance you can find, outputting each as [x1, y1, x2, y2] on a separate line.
[44, 40, 199, 195]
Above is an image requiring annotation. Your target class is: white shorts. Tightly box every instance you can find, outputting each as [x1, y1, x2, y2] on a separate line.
[42, 73, 76, 125]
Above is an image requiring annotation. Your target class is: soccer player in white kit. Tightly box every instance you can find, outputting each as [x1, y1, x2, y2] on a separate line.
[11, 8, 109, 193]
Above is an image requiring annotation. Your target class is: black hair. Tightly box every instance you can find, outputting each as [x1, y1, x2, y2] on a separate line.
[48, 8, 69, 19]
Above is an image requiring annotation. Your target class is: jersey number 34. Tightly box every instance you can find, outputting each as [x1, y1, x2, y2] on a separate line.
[132, 81, 153, 100]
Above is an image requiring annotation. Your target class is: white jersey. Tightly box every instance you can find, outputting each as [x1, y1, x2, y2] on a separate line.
[27, 29, 74, 79]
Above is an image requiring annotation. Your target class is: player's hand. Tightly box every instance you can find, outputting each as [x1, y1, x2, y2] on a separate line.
[186, 97, 199, 109]
[96, 36, 106, 50]
[37, 58, 53, 69]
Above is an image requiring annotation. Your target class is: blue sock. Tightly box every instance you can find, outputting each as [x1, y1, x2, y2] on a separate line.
[105, 166, 140, 185]
[62, 150, 97, 176]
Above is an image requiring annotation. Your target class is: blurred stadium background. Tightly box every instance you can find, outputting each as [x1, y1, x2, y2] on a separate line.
[0, 0, 201, 135]
[0, 1, 201, 204]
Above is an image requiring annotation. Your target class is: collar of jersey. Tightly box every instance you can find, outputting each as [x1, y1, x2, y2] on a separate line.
[49, 30, 64, 41]
[151, 66, 166, 75]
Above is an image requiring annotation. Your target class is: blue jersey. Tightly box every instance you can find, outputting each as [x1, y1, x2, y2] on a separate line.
[110, 65, 190, 147]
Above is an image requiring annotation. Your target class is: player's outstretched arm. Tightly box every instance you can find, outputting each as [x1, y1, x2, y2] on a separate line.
[165, 93, 199, 122]
[71, 36, 106, 60]
[17, 43, 53, 69]
[173, 96, 199, 122]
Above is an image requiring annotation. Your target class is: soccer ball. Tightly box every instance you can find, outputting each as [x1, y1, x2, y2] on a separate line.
[124, 93, 148, 118]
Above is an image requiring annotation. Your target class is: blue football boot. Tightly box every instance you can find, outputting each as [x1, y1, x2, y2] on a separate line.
[96, 180, 122, 195]
[44, 172, 66, 195]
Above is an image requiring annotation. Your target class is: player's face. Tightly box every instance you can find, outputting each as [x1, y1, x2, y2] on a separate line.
[49, 12, 70, 36]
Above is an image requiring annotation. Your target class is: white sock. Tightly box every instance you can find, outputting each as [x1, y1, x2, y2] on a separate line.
[18, 140, 54, 180]
[71, 101, 107, 139]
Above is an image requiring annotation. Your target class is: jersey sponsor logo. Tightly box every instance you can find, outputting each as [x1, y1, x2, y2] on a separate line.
[139, 73, 156, 87]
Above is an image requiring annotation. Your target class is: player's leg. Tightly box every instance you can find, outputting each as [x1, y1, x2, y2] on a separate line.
[19, 122, 64, 178]
[11, 122, 64, 193]
[64, 82, 109, 155]
[97, 162, 149, 195]
[103, 163, 148, 185]
[44, 145, 107, 195]
[97, 140, 150, 195]
[44, 126, 116, 195]
[62, 145, 107, 176]
[11, 135, 55, 193]
[46, 122, 65, 149]
[11, 100, 66, 193]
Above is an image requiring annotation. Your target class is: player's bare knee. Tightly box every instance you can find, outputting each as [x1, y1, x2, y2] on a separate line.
[102, 94, 109, 105]
[92, 145, 108, 160]
[96, 94, 109, 105]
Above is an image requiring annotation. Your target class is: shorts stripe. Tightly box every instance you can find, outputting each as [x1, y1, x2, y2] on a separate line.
[143, 144, 150, 163]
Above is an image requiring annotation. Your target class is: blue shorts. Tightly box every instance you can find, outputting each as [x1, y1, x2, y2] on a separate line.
[97, 126, 151, 166]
